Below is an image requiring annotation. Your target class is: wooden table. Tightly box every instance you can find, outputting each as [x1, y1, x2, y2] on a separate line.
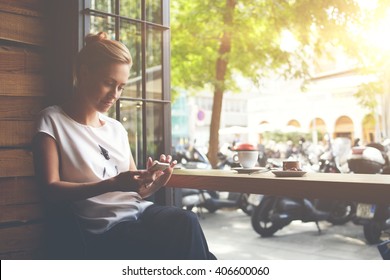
[166, 169, 390, 204]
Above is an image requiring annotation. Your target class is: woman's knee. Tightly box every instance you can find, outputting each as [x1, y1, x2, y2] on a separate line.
[143, 205, 198, 226]
[172, 208, 199, 224]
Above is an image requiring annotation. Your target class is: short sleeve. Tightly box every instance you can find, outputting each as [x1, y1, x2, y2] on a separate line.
[35, 107, 58, 140]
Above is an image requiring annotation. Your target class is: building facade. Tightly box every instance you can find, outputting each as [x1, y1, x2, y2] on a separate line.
[172, 70, 383, 150]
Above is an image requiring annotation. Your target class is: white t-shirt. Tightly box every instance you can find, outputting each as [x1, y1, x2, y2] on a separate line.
[35, 105, 153, 234]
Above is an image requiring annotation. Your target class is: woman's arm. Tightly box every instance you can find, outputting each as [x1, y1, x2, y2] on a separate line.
[129, 152, 138, 171]
[33, 133, 143, 202]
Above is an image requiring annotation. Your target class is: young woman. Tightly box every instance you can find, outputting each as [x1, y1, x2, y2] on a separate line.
[33, 32, 215, 260]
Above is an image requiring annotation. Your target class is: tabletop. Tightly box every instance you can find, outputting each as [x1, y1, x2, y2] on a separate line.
[166, 169, 390, 204]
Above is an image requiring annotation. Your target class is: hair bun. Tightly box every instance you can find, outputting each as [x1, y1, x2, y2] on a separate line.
[85, 32, 108, 46]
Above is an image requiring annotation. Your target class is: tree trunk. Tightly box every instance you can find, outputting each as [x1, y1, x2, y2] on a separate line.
[208, 0, 236, 168]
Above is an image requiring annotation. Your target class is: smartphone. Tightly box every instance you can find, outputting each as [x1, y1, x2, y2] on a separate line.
[148, 161, 170, 172]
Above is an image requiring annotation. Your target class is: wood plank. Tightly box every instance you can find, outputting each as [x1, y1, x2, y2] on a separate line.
[0, 203, 43, 224]
[0, 46, 44, 74]
[0, 248, 44, 260]
[0, 0, 44, 17]
[0, 120, 35, 147]
[0, 10, 45, 46]
[0, 73, 45, 97]
[0, 96, 46, 120]
[0, 177, 41, 205]
[0, 149, 34, 177]
[0, 223, 44, 253]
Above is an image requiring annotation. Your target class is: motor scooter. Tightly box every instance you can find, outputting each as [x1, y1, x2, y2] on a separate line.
[250, 144, 355, 237]
[314, 137, 356, 225]
[181, 189, 252, 215]
[349, 142, 390, 244]
[251, 196, 333, 237]
[173, 145, 252, 215]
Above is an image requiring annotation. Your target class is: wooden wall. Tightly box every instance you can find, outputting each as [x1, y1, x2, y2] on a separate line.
[0, 0, 78, 259]
[0, 0, 47, 259]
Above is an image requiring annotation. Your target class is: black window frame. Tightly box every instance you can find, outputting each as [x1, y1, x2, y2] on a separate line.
[78, 0, 173, 204]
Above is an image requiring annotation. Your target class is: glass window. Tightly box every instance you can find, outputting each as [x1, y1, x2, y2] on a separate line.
[90, 14, 115, 38]
[146, 102, 165, 157]
[120, 20, 142, 98]
[146, 26, 163, 99]
[120, 100, 144, 166]
[120, 0, 142, 19]
[146, 0, 162, 24]
[82, 0, 170, 169]
[91, 0, 115, 13]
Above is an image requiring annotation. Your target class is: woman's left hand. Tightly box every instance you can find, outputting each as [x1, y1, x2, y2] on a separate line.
[153, 154, 177, 185]
[138, 154, 176, 198]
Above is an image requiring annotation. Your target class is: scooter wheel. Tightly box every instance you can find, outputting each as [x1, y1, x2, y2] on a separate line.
[363, 220, 382, 244]
[327, 201, 356, 225]
[251, 198, 280, 237]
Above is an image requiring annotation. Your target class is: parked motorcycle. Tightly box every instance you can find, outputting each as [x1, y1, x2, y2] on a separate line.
[173, 145, 252, 215]
[251, 142, 356, 237]
[315, 137, 356, 225]
[251, 196, 334, 237]
[355, 203, 390, 244]
[349, 142, 390, 244]
[182, 188, 252, 215]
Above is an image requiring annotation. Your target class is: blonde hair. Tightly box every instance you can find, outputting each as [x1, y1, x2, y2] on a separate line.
[74, 32, 132, 86]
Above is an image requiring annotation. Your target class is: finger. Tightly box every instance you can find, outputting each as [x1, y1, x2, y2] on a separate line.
[146, 157, 153, 168]
[160, 154, 166, 162]
[166, 154, 172, 163]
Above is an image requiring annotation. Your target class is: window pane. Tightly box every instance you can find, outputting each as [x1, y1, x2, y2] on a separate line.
[90, 14, 115, 38]
[120, 20, 142, 98]
[146, 26, 163, 99]
[120, 100, 144, 168]
[91, 0, 115, 13]
[146, 0, 162, 24]
[146, 102, 164, 159]
[119, 0, 141, 19]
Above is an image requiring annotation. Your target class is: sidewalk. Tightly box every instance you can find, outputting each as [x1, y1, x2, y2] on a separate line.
[198, 209, 382, 260]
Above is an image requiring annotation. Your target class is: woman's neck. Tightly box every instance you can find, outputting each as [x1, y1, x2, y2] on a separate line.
[62, 93, 103, 127]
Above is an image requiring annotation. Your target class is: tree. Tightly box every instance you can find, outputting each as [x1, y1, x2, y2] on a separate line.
[351, 0, 390, 138]
[171, 0, 364, 167]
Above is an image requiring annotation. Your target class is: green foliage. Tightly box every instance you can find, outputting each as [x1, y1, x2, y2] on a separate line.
[171, 0, 362, 95]
[354, 80, 384, 112]
[170, 0, 370, 166]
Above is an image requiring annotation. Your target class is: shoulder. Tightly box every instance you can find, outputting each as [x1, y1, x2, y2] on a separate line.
[35, 105, 65, 140]
[37, 105, 63, 120]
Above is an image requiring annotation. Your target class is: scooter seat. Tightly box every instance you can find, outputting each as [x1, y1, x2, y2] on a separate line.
[303, 199, 329, 221]
[279, 199, 302, 211]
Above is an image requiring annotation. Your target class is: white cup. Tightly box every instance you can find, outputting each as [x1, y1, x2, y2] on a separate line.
[237, 151, 259, 168]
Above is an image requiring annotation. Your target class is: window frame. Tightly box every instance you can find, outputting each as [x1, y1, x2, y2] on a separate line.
[78, 0, 174, 204]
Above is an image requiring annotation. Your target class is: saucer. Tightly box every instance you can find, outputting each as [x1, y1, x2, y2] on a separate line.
[271, 170, 307, 177]
[232, 167, 269, 174]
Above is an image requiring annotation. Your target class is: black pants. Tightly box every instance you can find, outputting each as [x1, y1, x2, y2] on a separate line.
[85, 205, 216, 260]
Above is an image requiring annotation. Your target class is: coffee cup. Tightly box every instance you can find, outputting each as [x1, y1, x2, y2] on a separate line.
[237, 150, 259, 168]
[283, 160, 301, 171]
